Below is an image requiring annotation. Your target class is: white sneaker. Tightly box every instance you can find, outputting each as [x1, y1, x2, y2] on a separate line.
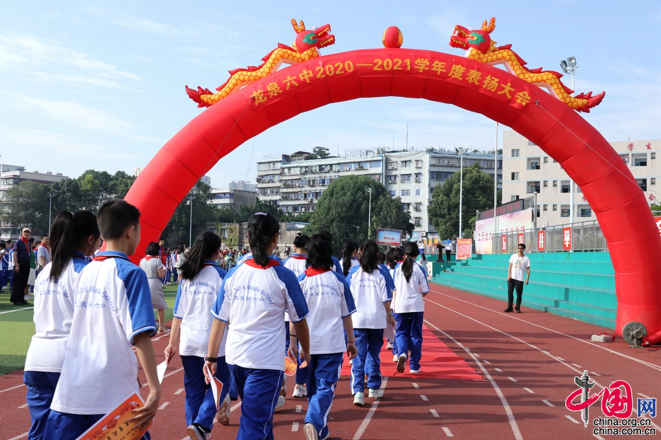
[393, 354, 398, 362]
[386, 341, 393, 349]
[215, 393, 231, 425]
[186, 424, 210, 440]
[304, 423, 319, 440]
[396, 353, 407, 373]
[368, 389, 381, 399]
[292, 384, 307, 398]
[410, 369, 420, 374]
[353, 392, 365, 406]
[275, 395, 285, 410]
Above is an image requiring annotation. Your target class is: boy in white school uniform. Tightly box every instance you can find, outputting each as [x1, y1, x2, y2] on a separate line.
[205, 212, 310, 440]
[44, 199, 161, 440]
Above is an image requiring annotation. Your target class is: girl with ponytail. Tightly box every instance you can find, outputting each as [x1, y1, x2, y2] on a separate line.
[164, 232, 231, 438]
[345, 239, 394, 406]
[205, 213, 311, 440]
[341, 241, 359, 276]
[24, 211, 100, 439]
[139, 242, 168, 333]
[393, 242, 430, 374]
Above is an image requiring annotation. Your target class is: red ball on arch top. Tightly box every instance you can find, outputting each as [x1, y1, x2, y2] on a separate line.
[382, 26, 403, 48]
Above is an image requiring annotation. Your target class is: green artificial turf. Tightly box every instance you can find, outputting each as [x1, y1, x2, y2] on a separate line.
[0, 283, 180, 376]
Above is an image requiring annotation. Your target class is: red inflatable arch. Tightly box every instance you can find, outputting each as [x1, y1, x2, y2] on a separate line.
[125, 48, 661, 343]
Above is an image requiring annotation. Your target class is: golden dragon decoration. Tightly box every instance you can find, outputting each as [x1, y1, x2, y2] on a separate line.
[450, 18, 605, 112]
[186, 19, 335, 107]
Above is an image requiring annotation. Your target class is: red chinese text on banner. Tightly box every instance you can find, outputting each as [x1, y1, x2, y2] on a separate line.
[563, 227, 572, 251]
[518, 232, 524, 244]
[501, 235, 507, 252]
[538, 230, 546, 251]
[456, 239, 473, 260]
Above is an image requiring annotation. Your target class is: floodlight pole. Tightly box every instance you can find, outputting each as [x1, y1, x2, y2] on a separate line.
[494, 123, 499, 237]
[561, 57, 579, 232]
[47, 192, 56, 235]
[459, 149, 463, 239]
[188, 194, 195, 247]
[367, 188, 372, 238]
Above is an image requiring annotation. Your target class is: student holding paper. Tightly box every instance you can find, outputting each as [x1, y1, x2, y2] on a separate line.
[164, 232, 230, 440]
[24, 211, 100, 440]
[44, 200, 160, 440]
[205, 212, 310, 440]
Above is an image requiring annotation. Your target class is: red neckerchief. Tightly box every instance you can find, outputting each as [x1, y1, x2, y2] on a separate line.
[245, 259, 280, 269]
[291, 255, 307, 260]
[92, 254, 130, 262]
[305, 267, 332, 276]
[396, 260, 404, 263]
[145, 256, 157, 260]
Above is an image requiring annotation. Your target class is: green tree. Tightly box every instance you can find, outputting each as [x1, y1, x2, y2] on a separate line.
[216, 208, 240, 223]
[238, 198, 284, 222]
[372, 195, 414, 238]
[428, 162, 497, 239]
[304, 175, 412, 252]
[1, 181, 51, 234]
[312, 146, 331, 158]
[160, 181, 217, 247]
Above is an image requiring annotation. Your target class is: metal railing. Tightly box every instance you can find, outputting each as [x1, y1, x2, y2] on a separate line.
[492, 219, 608, 253]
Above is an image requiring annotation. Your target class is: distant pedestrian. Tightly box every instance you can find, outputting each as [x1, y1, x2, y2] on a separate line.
[505, 243, 531, 313]
[11, 228, 32, 305]
[139, 242, 169, 333]
[444, 239, 453, 263]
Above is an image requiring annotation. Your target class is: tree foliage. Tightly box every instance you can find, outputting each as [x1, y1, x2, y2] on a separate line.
[160, 181, 217, 247]
[428, 162, 498, 239]
[312, 146, 331, 158]
[304, 175, 413, 252]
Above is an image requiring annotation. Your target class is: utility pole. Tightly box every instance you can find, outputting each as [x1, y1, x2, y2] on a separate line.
[459, 149, 464, 239]
[560, 57, 579, 232]
[187, 194, 195, 247]
[494, 123, 499, 237]
[367, 188, 372, 238]
[47, 192, 56, 235]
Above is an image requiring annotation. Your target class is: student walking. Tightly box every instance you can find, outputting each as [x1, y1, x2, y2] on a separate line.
[346, 240, 394, 406]
[139, 242, 169, 333]
[393, 242, 430, 374]
[205, 212, 310, 440]
[341, 241, 359, 277]
[44, 199, 160, 440]
[505, 243, 531, 313]
[294, 234, 357, 440]
[24, 211, 100, 440]
[164, 232, 230, 439]
[283, 234, 311, 400]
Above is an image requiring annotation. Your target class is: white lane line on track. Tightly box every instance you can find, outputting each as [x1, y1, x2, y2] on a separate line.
[556, 357, 565, 361]
[429, 289, 661, 373]
[142, 367, 184, 387]
[442, 427, 454, 437]
[592, 372, 601, 376]
[420, 395, 429, 401]
[158, 402, 169, 410]
[594, 435, 607, 440]
[352, 378, 388, 440]
[638, 393, 651, 399]
[175, 388, 184, 395]
[508, 377, 517, 382]
[292, 422, 299, 432]
[0, 384, 25, 394]
[542, 400, 554, 407]
[412, 383, 419, 389]
[572, 363, 581, 368]
[565, 415, 580, 424]
[18, 403, 28, 408]
[296, 404, 302, 413]
[0, 307, 33, 315]
[427, 295, 661, 432]
[424, 320, 523, 440]
[8, 433, 28, 440]
[474, 353, 480, 357]
[482, 360, 490, 364]
[494, 368, 503, 372]
[523, 388, 534, 394]
[430, 409, 440, 417]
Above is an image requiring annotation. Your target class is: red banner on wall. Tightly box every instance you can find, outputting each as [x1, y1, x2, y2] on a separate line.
[655, 216, 661, 236]
[537, 230, 546, 251]
[562, 227, 572, 251]
[501, 235, 507, 252]
[456, 239, 473, 260]
[518, 232, 524, 244]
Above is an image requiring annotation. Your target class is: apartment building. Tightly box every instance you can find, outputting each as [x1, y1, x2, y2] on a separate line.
[502, 130, 660, 227]
[210, 180, 257, 211]
[256, 149, 502, 237]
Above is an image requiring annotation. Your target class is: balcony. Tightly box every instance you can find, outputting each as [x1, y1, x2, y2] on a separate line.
[414, 177, 421, 183]
[413, 206, 421, 211]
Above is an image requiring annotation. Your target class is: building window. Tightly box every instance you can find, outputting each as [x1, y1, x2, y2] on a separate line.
[553, 180, 558, 188]
[401, 174, 411, 182]
[431, 172, 452, 180]
[401, 160, 412, 168]
[580, 208, 592, 217]
[511, 172, 519, 180]
[388, 176, 397, 184]
[637, 179, 647, 192]
[527, 140, 536, 146]
[561, 181, 570, 193]
[414, 217, 422, 226]
[389, 190, 396, 196]
[652, 153, 656, 160]
[543, 204, 548, 211]
[527, 182, 540, 193]
[401, 189, 410, 196]
[553, 204, 557, 211]
[543, 181, 548, 188]
[414, 203, 422, 211]
[620, 154, 629, 165]
[511, 195, 519, 201]
[652, 178, 656, 186]
[415, 160, 423, 168]
[511, 149, 520, 157]
[528, 159, 540, 170]
[553, 159, 557, 163]
[543, 157, 548, 163]
[633, 154, 647, 167]
[561, 207, 570, 217]
[415, 189, 421, 195]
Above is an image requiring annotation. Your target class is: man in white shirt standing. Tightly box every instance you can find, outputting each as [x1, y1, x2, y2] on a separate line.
[505, 243, 530, 313]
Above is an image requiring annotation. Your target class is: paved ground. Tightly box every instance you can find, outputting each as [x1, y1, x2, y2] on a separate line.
[1, 282, 660, 439]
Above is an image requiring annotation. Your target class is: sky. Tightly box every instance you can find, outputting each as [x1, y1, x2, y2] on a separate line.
[1, 0, 660, 189]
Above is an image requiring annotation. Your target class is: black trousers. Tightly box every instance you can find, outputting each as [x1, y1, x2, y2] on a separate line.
[445, 249, 451, 262]
[10, 260, 30, 303]
[507, 279, 524, 310]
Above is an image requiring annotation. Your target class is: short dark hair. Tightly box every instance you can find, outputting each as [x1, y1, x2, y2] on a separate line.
[247, 212, 280, 267]
[518, 243, 526, 249]
[97, 199, 141, 240]
[307, 234, 333, 271]
[145, 242, 160, 256]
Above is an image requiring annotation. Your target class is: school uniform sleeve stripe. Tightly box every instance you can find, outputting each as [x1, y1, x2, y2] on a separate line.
[173, 282, 184, 319]
[274, 265, 309, 323]
[332, 256, 342, 274]
[418, 261, 429, 279]
[418, 264, 430, 293]
[297, 272, 307, 282]
[332, 272, 356, 316]
[345, 264, 360, 285]
[213, 265, 228, 279]
[379, 266, 395, 298]
[115, 259, 157, 343]
[211, 266, 236, 322]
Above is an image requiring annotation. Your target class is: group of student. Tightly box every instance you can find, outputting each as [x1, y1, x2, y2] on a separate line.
[1, 231, 52, 305]
[22, 199, 430, 440]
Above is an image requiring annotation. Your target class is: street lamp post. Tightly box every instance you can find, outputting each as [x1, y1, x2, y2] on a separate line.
[459, 149, 464, 239]
[560, 57, 579, 230]
[47, 192, 56, 235]
[187, 194, 195, 247]
[367, 188, 372, 239]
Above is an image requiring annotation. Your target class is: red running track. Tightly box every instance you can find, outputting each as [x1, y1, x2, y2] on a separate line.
[1, 283, 660, 439]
